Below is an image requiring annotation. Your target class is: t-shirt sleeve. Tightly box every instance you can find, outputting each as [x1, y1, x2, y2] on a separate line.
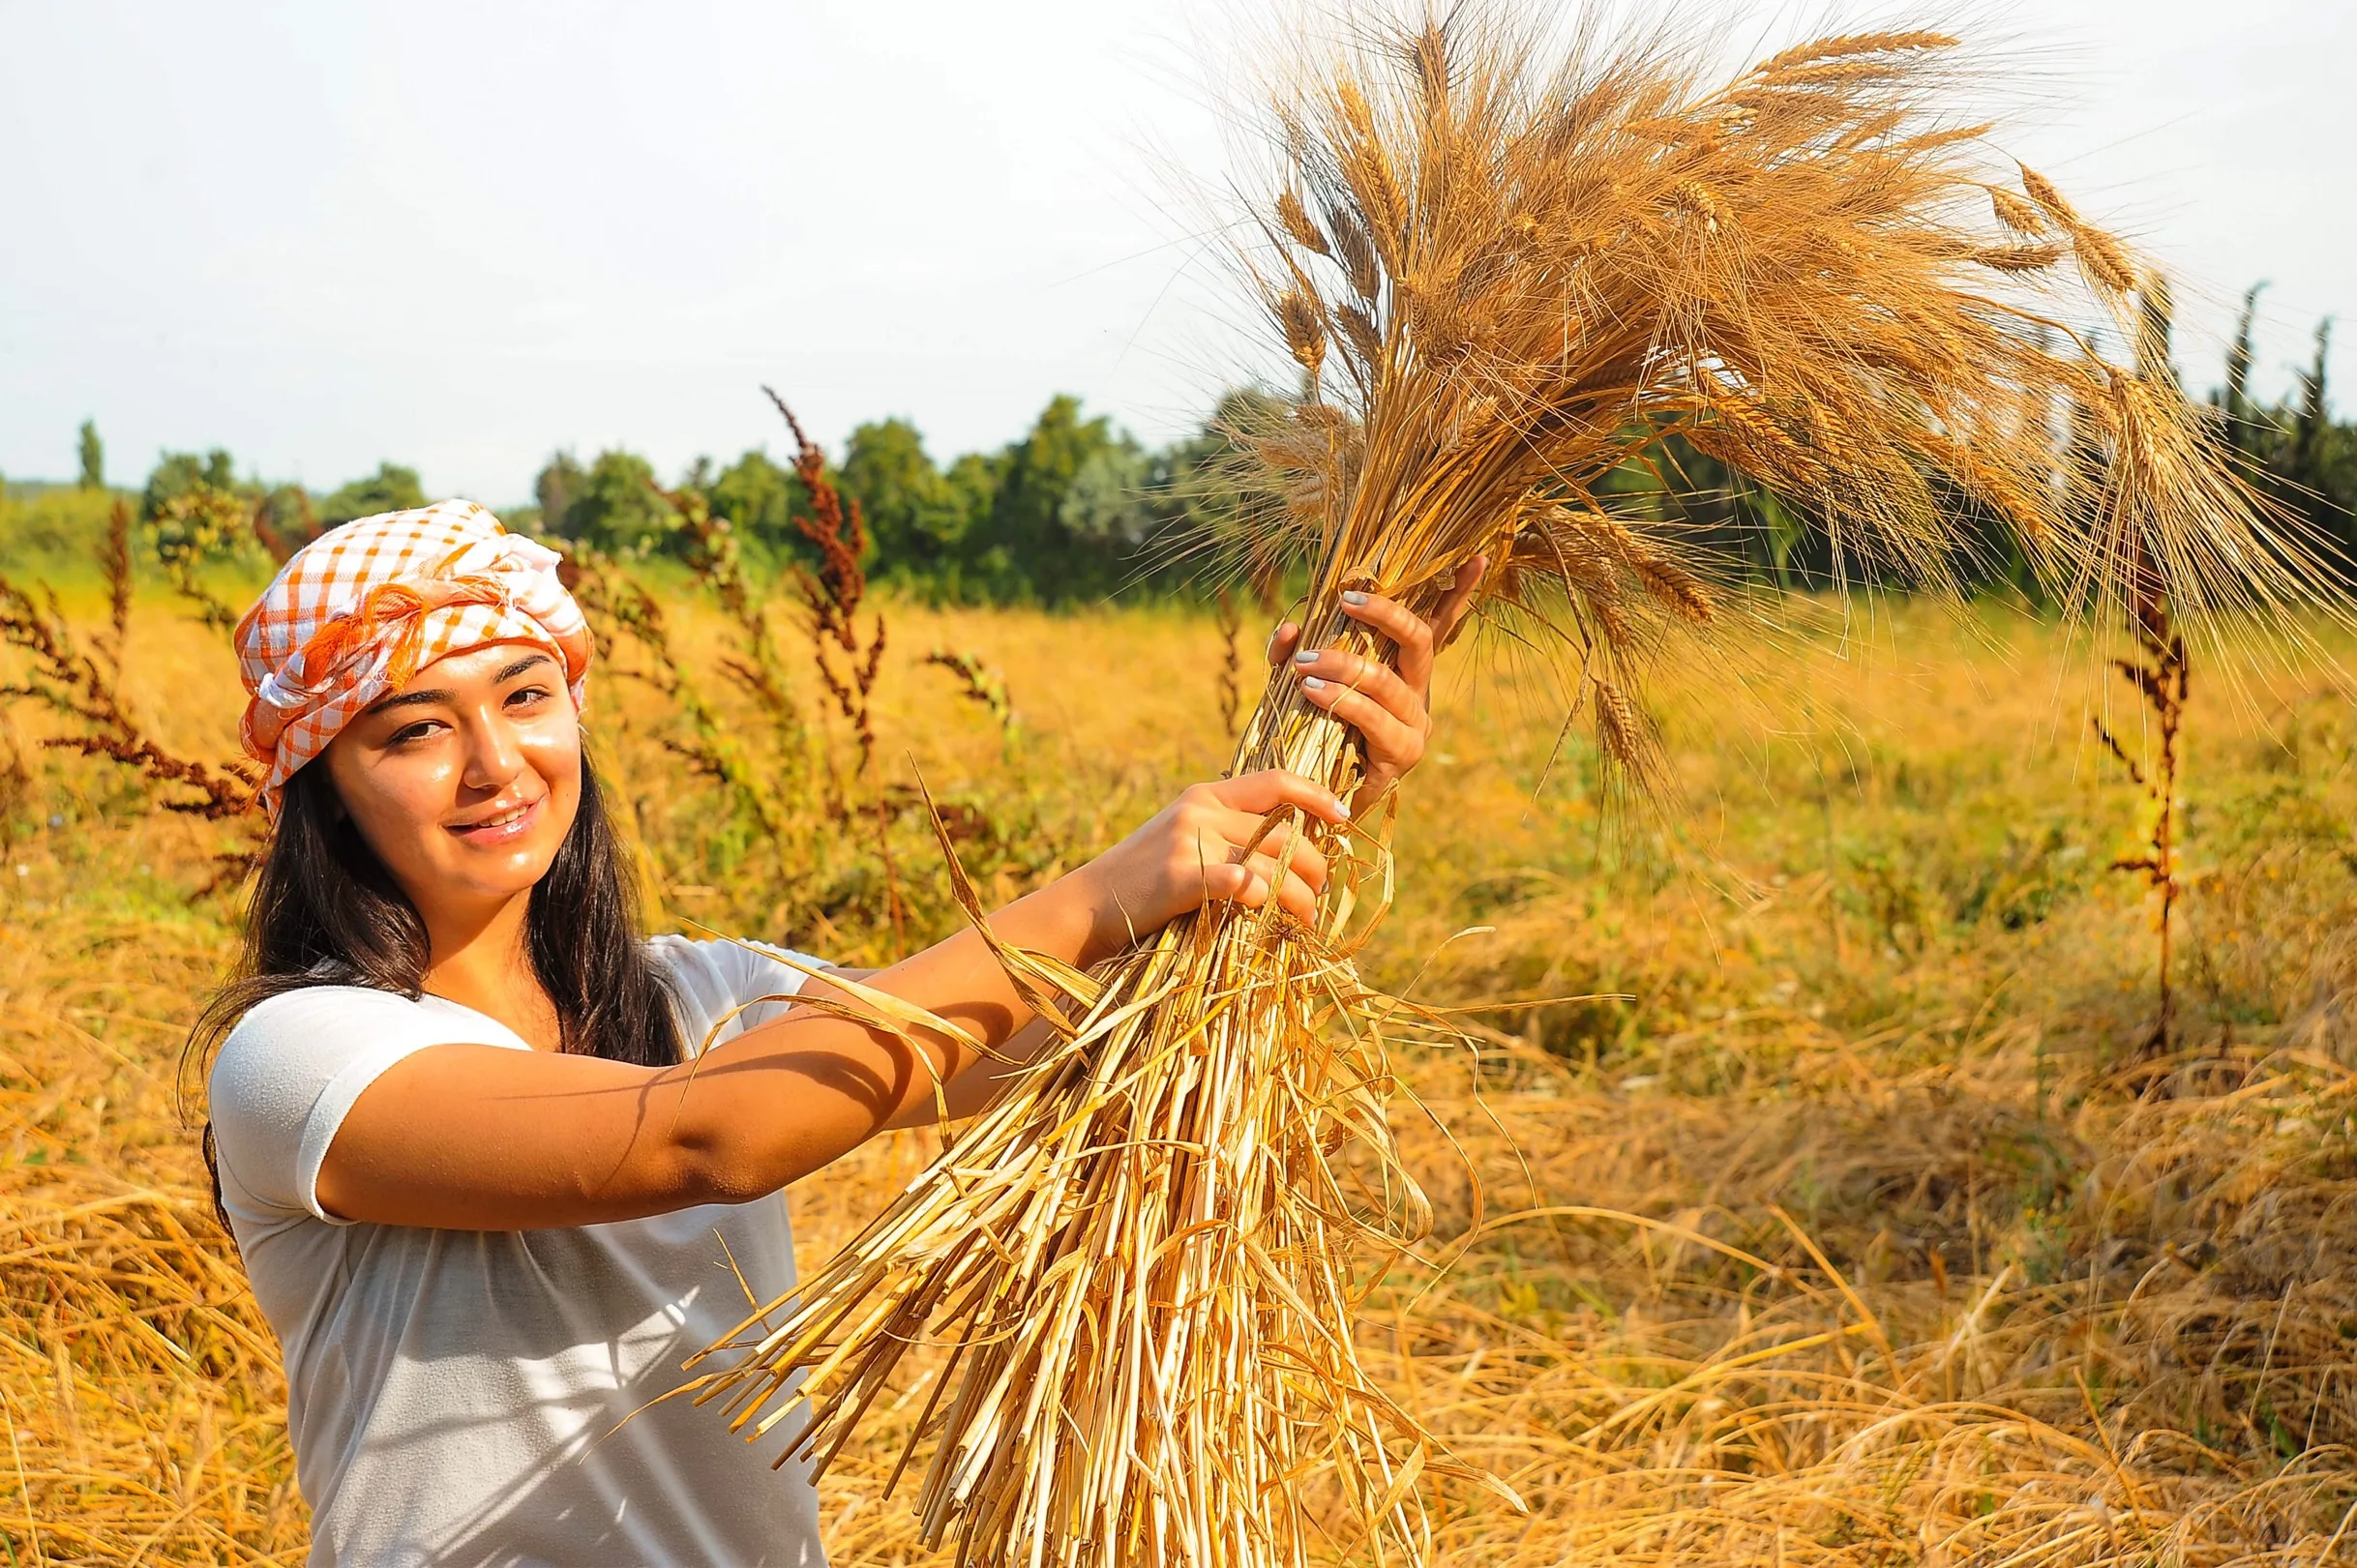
[208, 986, 495, 1226]
[649, 933, 832, 1055]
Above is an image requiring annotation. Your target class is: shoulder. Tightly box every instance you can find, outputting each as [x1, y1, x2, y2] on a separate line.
[207, 982, 503, 1226]
[646, 934, 831, 1053]
[216, 984, 437, 1069]
[210, 982, 530, 1122]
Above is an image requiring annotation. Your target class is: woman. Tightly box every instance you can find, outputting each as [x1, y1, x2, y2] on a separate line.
[197, 500, 1480, 1566]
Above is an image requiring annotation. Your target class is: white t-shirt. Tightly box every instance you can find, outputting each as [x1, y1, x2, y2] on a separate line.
[209, 934, 831, 1568]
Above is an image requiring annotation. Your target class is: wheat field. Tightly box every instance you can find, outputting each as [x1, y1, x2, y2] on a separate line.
[3, 577, 2355, 1563]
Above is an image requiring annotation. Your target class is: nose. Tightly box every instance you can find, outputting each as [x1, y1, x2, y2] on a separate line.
[458, 704, 528, 796]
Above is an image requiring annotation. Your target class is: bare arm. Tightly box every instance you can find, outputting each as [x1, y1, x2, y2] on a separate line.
[313, 571, 1484, 1231]
[808, 969, 1055, 1131]
[317, 773, 1344, 1230]
[880, 1014, 1060, 1131]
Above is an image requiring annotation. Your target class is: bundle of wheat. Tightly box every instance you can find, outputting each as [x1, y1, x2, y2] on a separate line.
[686, 10, 2333, 1565]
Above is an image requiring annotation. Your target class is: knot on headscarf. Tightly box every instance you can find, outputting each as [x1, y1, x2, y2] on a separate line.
[234, 501, 592, 817]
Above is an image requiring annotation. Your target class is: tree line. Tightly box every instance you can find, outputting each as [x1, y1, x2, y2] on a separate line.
[25, 288, 2354, 605]
[519, 390, 1272, 605]
[30, 394, 1271, 605]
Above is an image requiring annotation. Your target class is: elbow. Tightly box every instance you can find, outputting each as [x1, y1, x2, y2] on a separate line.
[641, 1050, 913, 1209]
[648, 1119, 786, 1210]
[664, 1113, 890, 1205]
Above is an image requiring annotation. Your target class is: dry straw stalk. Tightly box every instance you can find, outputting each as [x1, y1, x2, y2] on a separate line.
[689, 9, 2336, 1564]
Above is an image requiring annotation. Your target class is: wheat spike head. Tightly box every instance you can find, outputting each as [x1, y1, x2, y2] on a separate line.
[1220, 11, 2337, 753]
[687, 9, 2342, 1567]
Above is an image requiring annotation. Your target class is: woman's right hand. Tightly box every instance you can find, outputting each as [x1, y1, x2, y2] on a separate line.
[1065, 770, 1351, 960]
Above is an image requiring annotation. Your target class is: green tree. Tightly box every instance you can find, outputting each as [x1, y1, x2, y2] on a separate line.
[841, 419, 968, 580]
[555, 450, 670, 556]
[933, 452, 1006, 599]
[969, 395, 1144, 602]
[2284, 318, 2357, 556]
[317, 462, 427, 528]
[1131, 389, 1290, 597]
[77, 421, 104, 490]
[2293, 317, 2333, 490]
[254, 485, 320, 558]
[534, 452, 588, 538]
[2218, 281, 2267, 452]
[142, 449, 240, 520]
[944, 452, 1002, 535]
[2187, 304, 2355, 570]
[140, 450, 255, 619]
[707, 448, 804, 554]
[1060, 441, 1153, 552]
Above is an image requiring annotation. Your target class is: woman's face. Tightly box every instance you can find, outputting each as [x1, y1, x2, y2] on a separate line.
[322, 642, 582, 922]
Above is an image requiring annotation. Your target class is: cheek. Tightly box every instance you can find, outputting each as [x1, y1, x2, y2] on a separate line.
[521, 716, 584, 826]
[324, 748, 454, 879]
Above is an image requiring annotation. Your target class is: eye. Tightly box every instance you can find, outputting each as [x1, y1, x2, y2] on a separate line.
[506, 682, 555, 708]
[388, 719, 443, 747]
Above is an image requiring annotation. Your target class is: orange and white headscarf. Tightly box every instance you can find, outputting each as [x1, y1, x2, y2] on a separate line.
[235, 501, 592, 818]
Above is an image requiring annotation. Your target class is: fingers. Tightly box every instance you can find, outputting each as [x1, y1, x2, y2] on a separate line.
[1288, 645, 1422, 729]
[1227, 812, 1329, 892]
[1196, 850, 1324, 923]
[1432, 555, 1488, 652]
[1200, 769, 1350, 825]
[1266, 621, 1301, 667]
[1175, 773, 1337, 923]
[1246, 851, 1323, 922]
[1331, 558, 1489, 692]
[1336, 590, 1438, 694]
[1297, 676, 1421, 777]
[1287, 616, 1431, 784]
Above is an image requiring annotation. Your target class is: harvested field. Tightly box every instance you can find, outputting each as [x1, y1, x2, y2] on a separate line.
[4, 581, 2355, 1563]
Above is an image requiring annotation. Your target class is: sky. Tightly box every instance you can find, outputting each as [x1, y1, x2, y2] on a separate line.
[2, 0, 2351, 506]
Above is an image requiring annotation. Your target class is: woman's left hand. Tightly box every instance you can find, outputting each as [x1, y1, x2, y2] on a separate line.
[1266, 555, 1487, 814]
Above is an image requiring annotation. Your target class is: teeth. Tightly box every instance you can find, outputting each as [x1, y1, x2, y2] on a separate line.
[466, 803, 529, 831]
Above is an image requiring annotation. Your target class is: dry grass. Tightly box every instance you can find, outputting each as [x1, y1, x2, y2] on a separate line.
[5, 580, 2357, 1562]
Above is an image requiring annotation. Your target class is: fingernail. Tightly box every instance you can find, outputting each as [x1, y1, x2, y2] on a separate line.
[1333, 798, 1352, 819]
[1301, 675, 1328, 691]
[1342, 590, 1369, 606]
[1294, 648, 1320, 665]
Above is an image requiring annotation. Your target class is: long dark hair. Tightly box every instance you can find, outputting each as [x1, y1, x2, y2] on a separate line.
[186, 753, 681, 1226]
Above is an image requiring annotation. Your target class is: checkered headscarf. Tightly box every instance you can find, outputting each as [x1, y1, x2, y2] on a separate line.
[234, 501, 592, 817]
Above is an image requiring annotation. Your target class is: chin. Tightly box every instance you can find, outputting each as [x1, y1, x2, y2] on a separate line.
[441, 855, 560, 910]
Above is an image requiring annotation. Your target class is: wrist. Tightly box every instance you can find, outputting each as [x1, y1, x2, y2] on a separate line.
[997, 860, 1137, 973]
[1059, 860, 1144, 968]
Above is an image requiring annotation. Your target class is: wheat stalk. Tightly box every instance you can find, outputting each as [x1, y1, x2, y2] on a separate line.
[688, 10, 2338, 1564]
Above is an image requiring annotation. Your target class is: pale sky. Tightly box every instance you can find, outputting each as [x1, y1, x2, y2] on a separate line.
[2, 1, 2351, 505]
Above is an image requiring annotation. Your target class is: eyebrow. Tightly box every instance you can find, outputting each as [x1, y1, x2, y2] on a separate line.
[363, 651, 557, 717]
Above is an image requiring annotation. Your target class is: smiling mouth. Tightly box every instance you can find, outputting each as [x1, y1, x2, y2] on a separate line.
[447, 797, 544, 843]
